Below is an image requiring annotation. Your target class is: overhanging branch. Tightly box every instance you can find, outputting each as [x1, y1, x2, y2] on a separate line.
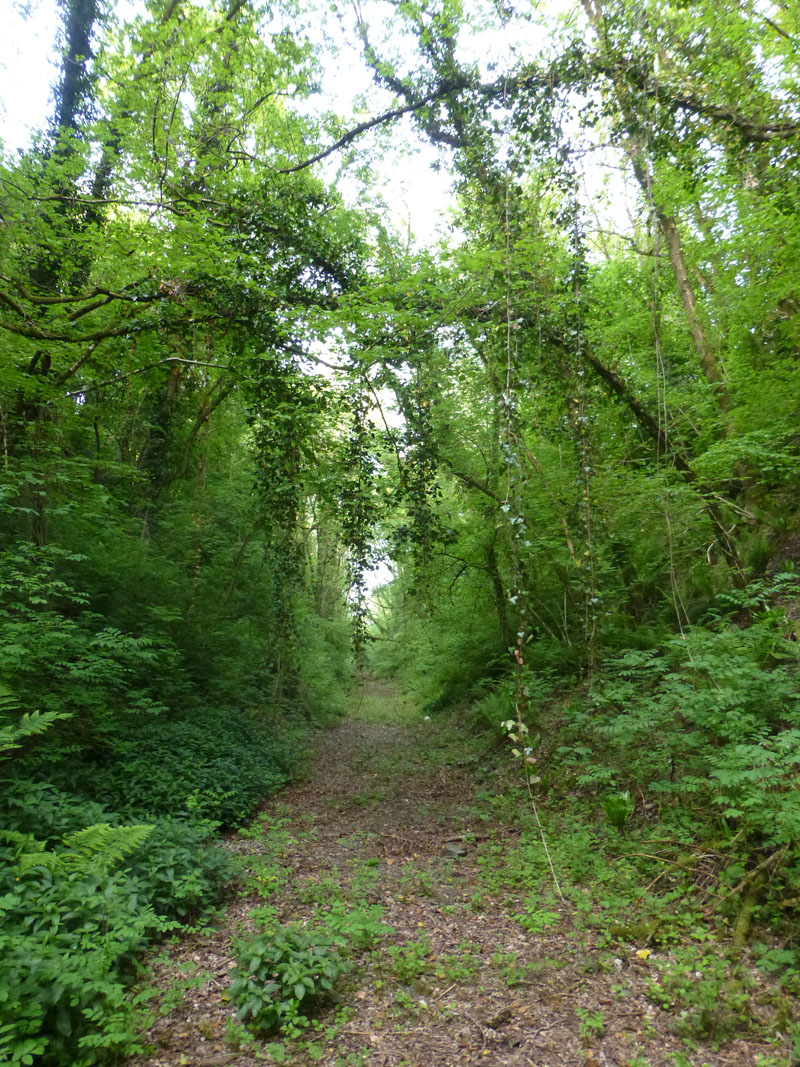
[274, 80, 469, 174]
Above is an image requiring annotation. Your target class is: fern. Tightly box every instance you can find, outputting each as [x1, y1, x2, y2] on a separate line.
[62, 823, 155, 869]
[0, 684, 70, 757]
[0, 686, 17, 716]
[0, 827, 47, 853]
[10, 823, 154, 874]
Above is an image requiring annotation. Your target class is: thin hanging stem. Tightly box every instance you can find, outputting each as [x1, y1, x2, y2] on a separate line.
[513, 683, 566, 903]
[497, 73, 563, 903]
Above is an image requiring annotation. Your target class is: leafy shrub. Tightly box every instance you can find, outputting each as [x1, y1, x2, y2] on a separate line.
[385, 935, 432, 982]
[560, 604, 800, 820]
[312, 900, 393, 949]
[0, 481, 317, 1067]
[2, 779, 235, 921]
[548, 579, 800, 915]
[0, 775, 235, 1064]
[294, 611, 353, 723]
[0, 543, 186, 744]
[230, 924, 348, 1034]
[0, 781, 111, 842]
[125, 818, 234, 923]
[0, 684, 69, 756]
[0, 643, 302, 1066]
[0, 834, 166, 1067]
[75, 707, 292, 827]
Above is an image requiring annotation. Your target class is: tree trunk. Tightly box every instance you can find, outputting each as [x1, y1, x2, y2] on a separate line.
[486, 539, 513, 650]
[581, 0, 731, 415]
[630, 160, 731, 411]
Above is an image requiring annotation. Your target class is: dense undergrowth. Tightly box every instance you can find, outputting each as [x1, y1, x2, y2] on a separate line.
[2, 696, 316, 1067]
[0, 530, 352, 1066]
[372, 567, 800, 990]
[0, 691, 342, 1067]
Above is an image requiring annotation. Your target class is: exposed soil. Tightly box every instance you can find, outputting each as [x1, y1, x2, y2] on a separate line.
[129, 679, 790, 1067]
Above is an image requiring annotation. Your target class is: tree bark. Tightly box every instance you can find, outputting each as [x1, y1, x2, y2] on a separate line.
[629, 160, 730, 411]
[581, 0, 731, 415]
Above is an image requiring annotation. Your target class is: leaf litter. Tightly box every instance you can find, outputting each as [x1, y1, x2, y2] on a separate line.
[128, 679, 793, 1067]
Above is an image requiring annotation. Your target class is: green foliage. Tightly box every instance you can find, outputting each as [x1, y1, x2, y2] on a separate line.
[562, 599, 800, 850]
[576, 1007, 606, 1042]
[0, 712, 238, 1066]
[5, 0, 800, 1059]
[385, 936, 432, 983]
[0, 845, 167, 1067]
[81, 706, 293, 827]
[0, 684, 69, 757]
[316, 901, 393, 950]
[0, 776, 238, 1063]
[469, 682, 515, 737]
[230, 925, 348, 1035]
[645, 948, 754, 1042]
[602, 791, 634, 832]
[125, 819, 234, 924]
[293, 611, 354, 724]
[8, 822, 154, 875]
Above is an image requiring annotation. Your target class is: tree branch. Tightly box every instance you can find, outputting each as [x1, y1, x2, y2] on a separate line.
[0, 314, 217, 345]
[440, 455, 503, 504]
[274, 80, 469, 174]
[64, 357, 246, 396]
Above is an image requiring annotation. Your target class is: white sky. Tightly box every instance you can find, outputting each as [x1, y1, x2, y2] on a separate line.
[1, 0, 629, 244]
[1, 0, 59, 152]
[0, 0, 458, 243]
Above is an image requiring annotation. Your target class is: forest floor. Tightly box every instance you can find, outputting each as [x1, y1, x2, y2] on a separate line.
[129, 679, 794, 1067]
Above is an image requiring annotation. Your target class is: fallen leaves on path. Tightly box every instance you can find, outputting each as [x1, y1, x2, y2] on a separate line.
[128, 680, 784, 1067]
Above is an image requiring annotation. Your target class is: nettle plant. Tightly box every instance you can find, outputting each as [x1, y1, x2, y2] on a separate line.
[229, 924, 348, 1036]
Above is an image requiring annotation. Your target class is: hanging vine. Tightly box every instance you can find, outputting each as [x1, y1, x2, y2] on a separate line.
[337, 374, 381, 654]
[248, 356, 320, 699]
[392, 348, 449, 602]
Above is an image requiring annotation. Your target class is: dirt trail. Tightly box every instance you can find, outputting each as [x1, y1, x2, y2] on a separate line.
[131, 680, 778, 1067]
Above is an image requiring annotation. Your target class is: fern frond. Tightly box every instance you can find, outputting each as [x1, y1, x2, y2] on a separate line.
[16, 848, 61, 873]
[1, 823, 154, 875]
[0, 683, 71, 756]
[0, 828, 41, 851]
[0, 829, 57, 872]
[61, 823, 155, 871]
[0, 684, 20, 717]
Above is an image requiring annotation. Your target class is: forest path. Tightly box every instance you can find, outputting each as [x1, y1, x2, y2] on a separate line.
[132, 679, 772, 1067]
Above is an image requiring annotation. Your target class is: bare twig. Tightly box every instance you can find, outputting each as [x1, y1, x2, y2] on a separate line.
[717, 847, 787, 906]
